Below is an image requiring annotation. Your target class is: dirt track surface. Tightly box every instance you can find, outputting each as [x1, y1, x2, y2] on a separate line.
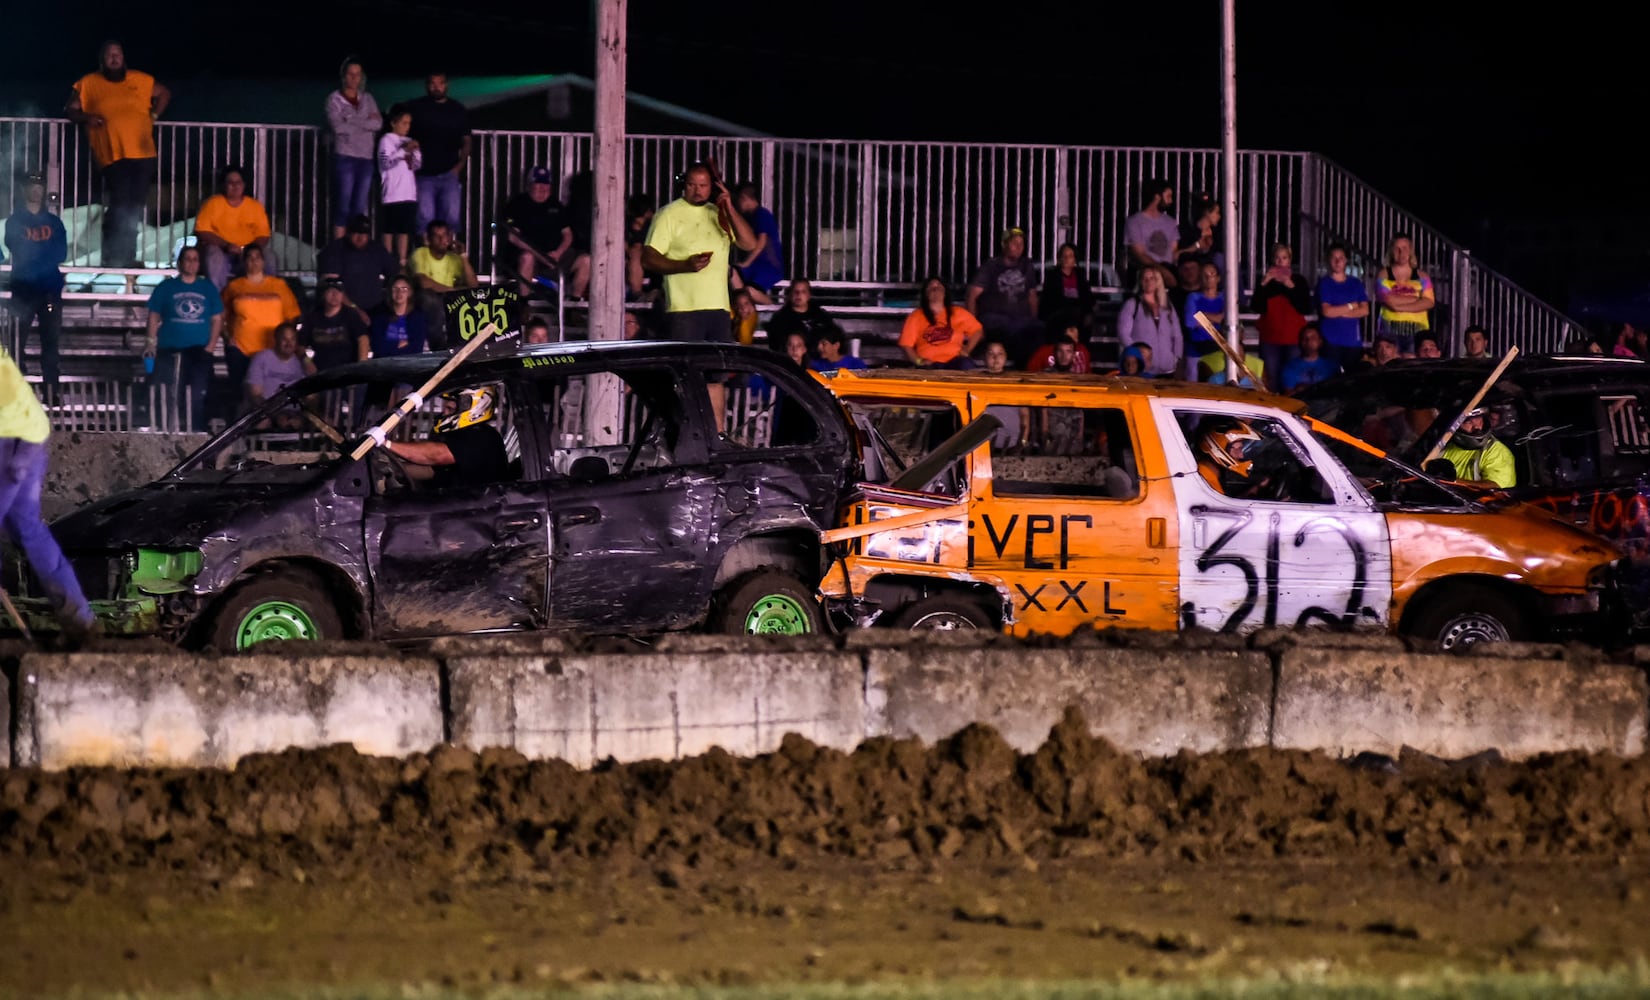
[5, 709, 1650, 995]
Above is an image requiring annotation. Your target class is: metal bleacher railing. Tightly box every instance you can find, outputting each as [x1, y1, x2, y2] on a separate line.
[2, 116, 1591, 431]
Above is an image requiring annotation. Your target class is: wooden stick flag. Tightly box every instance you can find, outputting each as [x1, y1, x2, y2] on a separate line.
[351, 322, 500, 460]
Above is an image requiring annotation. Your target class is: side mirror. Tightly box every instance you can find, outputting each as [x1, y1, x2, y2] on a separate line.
[1424, 458, 1458, 481]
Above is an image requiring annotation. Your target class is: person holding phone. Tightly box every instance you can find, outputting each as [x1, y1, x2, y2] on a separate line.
[641, 161, 758, 426]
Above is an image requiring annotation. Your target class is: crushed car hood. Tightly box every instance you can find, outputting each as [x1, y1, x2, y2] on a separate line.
[52, 471, 334, 550]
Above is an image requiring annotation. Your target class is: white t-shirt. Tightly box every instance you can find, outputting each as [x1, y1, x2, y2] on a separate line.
[377, 133, 422, 205]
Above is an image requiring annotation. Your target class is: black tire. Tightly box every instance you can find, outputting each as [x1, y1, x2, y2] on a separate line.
[1405, 587, 1527, 651]
[207, 567, 345, 651]
[891, 594, 996, 631]
[712, 570, 824, 636]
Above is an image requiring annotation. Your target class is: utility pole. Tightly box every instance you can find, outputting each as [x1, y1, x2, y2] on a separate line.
[585, 0, 626, 445]
[1221, 0, 1241, 383]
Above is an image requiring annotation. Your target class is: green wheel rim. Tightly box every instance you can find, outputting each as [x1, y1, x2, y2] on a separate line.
[236, 600, 320, 648]
[743, 593, 813, 635]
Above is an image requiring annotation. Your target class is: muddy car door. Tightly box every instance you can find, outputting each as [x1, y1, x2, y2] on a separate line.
[1156, 399, 1393, 634]
[536, 364, 715, 631]
[363, 379, 550, 638]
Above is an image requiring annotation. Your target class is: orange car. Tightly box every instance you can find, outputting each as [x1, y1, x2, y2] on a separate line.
[817, 369, 1622, 649]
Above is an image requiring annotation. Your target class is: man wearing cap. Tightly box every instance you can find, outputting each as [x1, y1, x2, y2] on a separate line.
[299, 278, 369, 371]
[2, 171, 69, 393]
[1441, 406, 1516, 489]
[65, 40, 169, 268]
[317, 214, 399, 321]
[965, 227, 1042, 368]
[406, 72, 471, 240]
[641, 161, 758, 426]
[499, 166, 580, 299]
[0, 347, 96, 646]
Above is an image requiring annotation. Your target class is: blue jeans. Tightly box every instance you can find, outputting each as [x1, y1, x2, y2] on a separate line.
[416, 172, 464, 239]
[154, 346, 214, 432]
[333, 155, 375, 229]
[0, 438, 93, 629]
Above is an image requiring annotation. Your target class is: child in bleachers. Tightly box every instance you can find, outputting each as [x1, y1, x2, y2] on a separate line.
[376, 106, 421, 267]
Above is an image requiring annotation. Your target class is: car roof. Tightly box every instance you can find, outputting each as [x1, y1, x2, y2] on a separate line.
[1297, 355, 1649, 399]
[294, 340, 797, 391]
[820, 367, 1309, 413]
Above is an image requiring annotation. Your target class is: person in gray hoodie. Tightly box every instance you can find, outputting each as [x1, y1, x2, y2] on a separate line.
[325, 56, 382, 240]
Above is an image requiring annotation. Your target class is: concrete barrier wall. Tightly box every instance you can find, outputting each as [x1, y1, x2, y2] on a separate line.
[860, 632, 1272, 755]
[12, 644, 443, 769]
[1272, 640, 1650, 760]
[3, 631, 1647, 770]
[443, 634, 867, 767]
[43, 431, 209, 522]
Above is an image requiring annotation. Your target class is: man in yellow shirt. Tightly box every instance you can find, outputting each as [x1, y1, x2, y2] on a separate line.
[641, 161, 757, 425]
[193, 166, 275, 289]
[0, 350, 95, 645]
[408, 220, 476, 349]
[65, 40, 169, 268]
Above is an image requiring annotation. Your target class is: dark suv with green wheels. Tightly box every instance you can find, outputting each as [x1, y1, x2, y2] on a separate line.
[17, 342, 856, 648]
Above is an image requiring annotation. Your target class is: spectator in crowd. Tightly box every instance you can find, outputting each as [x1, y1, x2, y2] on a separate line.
[1177, 193, 1223, 274]
[244, 322, 315, 427]
[1115, 266, 1181, 378]
[408, 220, 476, 351]
[325, 56, 382, 240]
[1038, 243, 1096, 336]
[1415, 332, 1443, 359]
[407, 72, 472, 240]
[376, 105, 421, 268]
[965, 227, 1042, 366]
[221, 245, 300, 396]
[1442, 406, 1516, 489]
[765, 278, 836, 354]
[0, 350, 95, 646]
[562, 169, 595, 299]
[641, 160, 758, 426]
[1250, 242, 1314, 392]
[2, 170, 68, 393]
[65, 40, 169, 268]
[900, 277, 982, 369]
[144, 244, 223, 430]
[730, 287, 759, 345]
[809, 325, 868, 372]
[1123, 179, 1178, 286]
[1204, 351, 1266, 388]
[1372, 333, 1401, 367]
[732, 183, 784, 304]
[1564, 334, 1604, 357]
[500, 165, 581, 299]
[1038, 340, 1087, 454]
[623, 309, 648, 340]
[523, 316, 552, 345]
[1374, 233, 1434, 354]
[1462, 323, 1491, 359]
[624, 193, 657, 299]
[1279, 324, 1340, 393]
[368, 275, 428, 357]
[1315, 242, 1370, 373]
[1026, 319, 1090, 374]
[1181, 259, 1226, 381]
[1116, 343, 1150, 376]
[1168, 254, 1205, 321]
[299, 278, 369, 371]
[318, 214, 400, 321]
[1604, 322, 1640, 358]
[194, 166, 275, 290]
[978, 339, 1031, 453]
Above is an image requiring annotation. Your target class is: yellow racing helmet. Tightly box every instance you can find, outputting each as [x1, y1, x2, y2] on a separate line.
[1199, 418, 1262, 478]
[434, 385, 497, 433]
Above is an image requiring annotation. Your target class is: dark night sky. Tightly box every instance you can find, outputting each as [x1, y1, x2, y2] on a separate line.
[6, 2, 1637, 302]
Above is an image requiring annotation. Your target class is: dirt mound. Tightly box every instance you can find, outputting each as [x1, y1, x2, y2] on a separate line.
[5, 707, 1650, 882]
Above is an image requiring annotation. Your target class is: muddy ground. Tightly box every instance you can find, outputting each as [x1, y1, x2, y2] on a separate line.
[4, 708, 1650, 996]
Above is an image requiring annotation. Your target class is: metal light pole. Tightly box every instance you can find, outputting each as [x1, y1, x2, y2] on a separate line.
[1221, 0, 1241, 383]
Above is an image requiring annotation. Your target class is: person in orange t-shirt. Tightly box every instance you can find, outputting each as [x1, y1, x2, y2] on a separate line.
[65, 40, 169, 268]
[221, 246, 301, 397]
[899, 277, 983, 368]
[194, 166, 276, 290]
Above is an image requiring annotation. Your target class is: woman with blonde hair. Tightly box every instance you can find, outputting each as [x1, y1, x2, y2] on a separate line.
[1374, 233, 1434, 354]
[1116, 264, 1180, 377]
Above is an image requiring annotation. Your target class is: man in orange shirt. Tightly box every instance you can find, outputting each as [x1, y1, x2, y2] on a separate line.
[194, 166, 275, 289]
[64, 40, 169, 268]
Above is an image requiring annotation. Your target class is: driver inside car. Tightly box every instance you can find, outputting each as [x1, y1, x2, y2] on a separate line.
[1195, 416, 1285, 500]
[384, 385, 510, 487]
